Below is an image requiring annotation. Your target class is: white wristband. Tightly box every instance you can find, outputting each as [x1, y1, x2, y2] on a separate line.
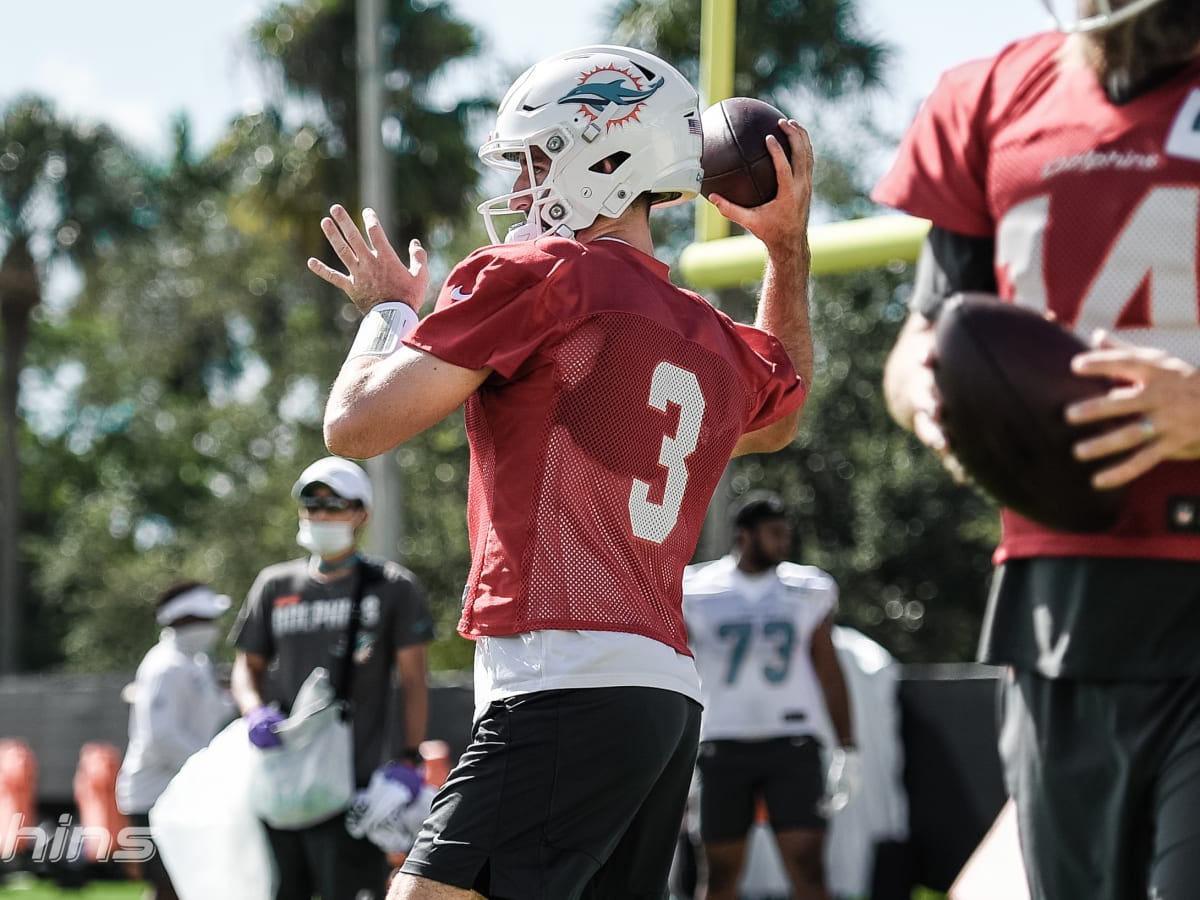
[347, 302, 419, 359]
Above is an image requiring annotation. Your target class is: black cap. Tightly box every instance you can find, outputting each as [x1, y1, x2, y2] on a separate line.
[732, 491, 788, 529]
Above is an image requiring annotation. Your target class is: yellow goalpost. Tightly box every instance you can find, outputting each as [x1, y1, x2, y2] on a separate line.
[688, 0, 927, 291]
[681, 214, 931, 289]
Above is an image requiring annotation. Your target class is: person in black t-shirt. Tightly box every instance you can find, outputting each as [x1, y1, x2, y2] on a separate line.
[229, 456, 434, 900]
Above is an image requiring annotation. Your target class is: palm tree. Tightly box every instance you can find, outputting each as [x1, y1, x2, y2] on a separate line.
[18, 0, 495, 673]
[246, 0, 492, 242]
[608, 0, 891, 105]
[0, 96, 148, 672]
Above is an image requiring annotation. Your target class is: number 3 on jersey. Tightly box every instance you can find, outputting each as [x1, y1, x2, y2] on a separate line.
[628, 361, 706, 543]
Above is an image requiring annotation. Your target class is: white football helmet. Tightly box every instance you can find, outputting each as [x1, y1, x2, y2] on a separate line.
[1040, 0, 1168, 32]
[477, 45, 704, 244]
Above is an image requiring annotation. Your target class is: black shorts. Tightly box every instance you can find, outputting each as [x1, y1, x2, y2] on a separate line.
[695, 736, 826, 842]
[262, 812, 388, 900]
[401, 686, 701, 900]
[126, 813, 176, 898]
[1001, 668, 1200, 900]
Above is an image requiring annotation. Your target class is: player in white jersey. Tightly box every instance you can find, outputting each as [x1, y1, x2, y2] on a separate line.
[682, 493, 856, 900]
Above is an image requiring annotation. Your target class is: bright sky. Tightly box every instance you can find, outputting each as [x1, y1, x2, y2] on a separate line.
[1, 0, 1053, 165]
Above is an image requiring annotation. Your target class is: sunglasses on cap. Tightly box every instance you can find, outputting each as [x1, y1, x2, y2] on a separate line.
[298, 495, 362, 513]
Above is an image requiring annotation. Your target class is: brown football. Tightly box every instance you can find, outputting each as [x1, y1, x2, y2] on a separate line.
[700, 97, 792, 208]
[932, 293, 1130, 533]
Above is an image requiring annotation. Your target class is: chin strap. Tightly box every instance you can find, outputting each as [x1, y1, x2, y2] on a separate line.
[504, 220, 576, 243]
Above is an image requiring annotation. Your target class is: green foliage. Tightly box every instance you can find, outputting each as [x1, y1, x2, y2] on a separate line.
[248, 0, 492, 239]
[0, 96, 153, 255]
[8, 0, 999, 676]
[393, 416, 474, 670]
[607, 0, 892, 104]
[736, 268, 999, 662]
[11, 0, 486, 673]
[0, 96, 157, 673]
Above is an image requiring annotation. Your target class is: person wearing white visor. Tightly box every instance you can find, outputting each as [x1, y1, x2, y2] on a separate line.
[117, 579, 234, 900]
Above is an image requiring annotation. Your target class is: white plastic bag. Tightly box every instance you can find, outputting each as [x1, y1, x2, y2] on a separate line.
[248, 667, 355, 829]
[150, 719, 276, 900]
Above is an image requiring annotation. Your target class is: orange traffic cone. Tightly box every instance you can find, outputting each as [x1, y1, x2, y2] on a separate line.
[72, 742, 129, 864]
[0, 739, 37, 859]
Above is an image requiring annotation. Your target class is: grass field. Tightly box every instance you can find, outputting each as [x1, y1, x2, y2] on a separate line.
[0, 877, 143, 899]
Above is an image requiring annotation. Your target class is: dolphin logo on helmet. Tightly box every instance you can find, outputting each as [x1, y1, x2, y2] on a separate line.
[557, 76, 665, 114]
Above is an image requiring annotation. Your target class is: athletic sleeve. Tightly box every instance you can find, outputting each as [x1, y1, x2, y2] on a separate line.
[382, 564, 435, 650]
[404, 243, 566, 379]
[228, 568, 276, 659]
[872, 32, 1064, 238]
[872, 58, 998, 237]
[910, 227, 1000, 320]
[730, 319, 808, 433]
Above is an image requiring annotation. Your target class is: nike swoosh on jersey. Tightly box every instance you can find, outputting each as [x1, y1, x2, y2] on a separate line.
[450, 285, 473, 301]
[429, 835, 472, 847]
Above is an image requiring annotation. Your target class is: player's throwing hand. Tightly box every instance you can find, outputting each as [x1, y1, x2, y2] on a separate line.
[709, 120, 813, 257]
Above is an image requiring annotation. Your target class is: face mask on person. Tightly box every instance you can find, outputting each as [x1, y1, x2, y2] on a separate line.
[168, 622, 220, 656]
[297, 519, 356, 557]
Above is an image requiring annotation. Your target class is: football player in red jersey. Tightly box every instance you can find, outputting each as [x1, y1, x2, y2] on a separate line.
[308, 45, 814, 900]
[876, 2, 1200, 898]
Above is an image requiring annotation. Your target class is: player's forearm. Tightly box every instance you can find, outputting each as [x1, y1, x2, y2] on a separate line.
[325, 356, 394, 457]
[324, 348, 479, 459]
[883, 312, 937, 435]
[820, 667, 855, 748]
[757, 237, 814, 389]
[402, 679, 429, 750]
[230, 654, 267, 715]
[811, 627, 855, 748]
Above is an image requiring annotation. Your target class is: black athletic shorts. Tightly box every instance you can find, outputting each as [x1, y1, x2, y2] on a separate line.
[695, 736, 826, 842]
[400, 686, 702, 900]
[1000, 668, 1200, 900]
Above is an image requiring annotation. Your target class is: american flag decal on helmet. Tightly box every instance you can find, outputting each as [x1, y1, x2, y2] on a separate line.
[688, 118, 702, 135]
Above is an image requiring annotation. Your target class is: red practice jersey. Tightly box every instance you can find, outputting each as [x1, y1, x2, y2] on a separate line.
[874, 32, 1200, 562]
[405, 236, 806, 655]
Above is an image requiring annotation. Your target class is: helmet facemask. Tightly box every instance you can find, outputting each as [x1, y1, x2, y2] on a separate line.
[478, 128, 586, 244]
[1040, 0, 1169, 32]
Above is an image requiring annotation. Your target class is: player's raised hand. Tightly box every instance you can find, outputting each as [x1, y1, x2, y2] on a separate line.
[307, 205, 429, 315]
[708, 119, 813, 255]
[1067, 330, 1200, 488]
